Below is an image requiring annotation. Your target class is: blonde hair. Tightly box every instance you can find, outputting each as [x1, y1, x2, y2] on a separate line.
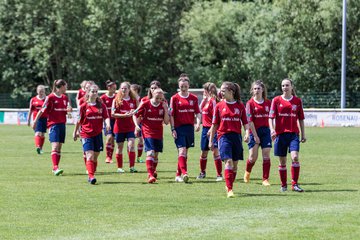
[115, 81, 137, 107]
[250, 80, 268, 100]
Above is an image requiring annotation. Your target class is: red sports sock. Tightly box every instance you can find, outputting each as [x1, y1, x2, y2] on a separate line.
[51, 150, 58, 170]
[262, 158, 271, 180]
[200, 157, 207, 173]
[146, 156, 154, 177]
[178, 155, 187, 175]
[56, 151, 61, 166]
[137, 143, 143, 158]
[106, 143, 113, 159]
[116, 154, 123, 168]
[39, 136, 45, 148]
[246, 159, 255, 173]
[176, 163, 181, 177]
[129, 151, 136, 168]
[34, 136, 41, 148]
[86, 161, 95, 179]
[110, 144, 115, 158]
[291, 162, 300, 185]
[214, 155, 222, 176]
[224, 168, 234, 191]
[278, 165, 287, 187]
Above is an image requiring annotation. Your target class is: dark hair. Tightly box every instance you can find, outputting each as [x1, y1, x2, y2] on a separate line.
[52, 79, 67, 92]
[131, 84, 142, 95]
[178, 73, 190, 83]
[282, 78, 296, 96]
[105, 79, 116, 87]
[222, 81, 241, 103]
[147, 80, 161, 99]
[250, 80, 267, 100]
[203, 82, 220, 102]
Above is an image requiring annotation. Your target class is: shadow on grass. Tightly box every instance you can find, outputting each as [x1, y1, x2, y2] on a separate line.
[305, 189, 358, 193]
[239, 193, 296, 197]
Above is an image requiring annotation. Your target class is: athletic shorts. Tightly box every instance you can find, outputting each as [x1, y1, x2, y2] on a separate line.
[144, 138, 163, 152]
[274, 132, 300, 157]
[82, 133, 104, 152]
[218, 132, 244, 161]
[248, 126, 272, 149]
[103, 119, 115, 136]
[174, 124, 195, 149]
[49, 123, 66, 143]
[115, 131, 135, 143]
[35, 117, 47, 133]
[200, 126, 218, 151]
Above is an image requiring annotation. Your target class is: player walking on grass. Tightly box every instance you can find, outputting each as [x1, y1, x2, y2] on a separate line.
[131, 84, 145, 163]
[196, 82, 223, 181]
[27, 85, 48, 154]
[32, 79, 72, 176]
[73, 84, 110, 184]
[101, 80, 117, 164]
[170, 74, 201, 183]
[269, 78, 306, 192]
[209, 82, 254, 198]
[112, 82, 139, 173]
[134, 88, 169, 183]
[243, 80, 272, 186]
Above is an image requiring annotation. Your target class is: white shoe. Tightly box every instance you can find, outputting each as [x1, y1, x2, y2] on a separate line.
[175, 176, 183, 182]
[117, 168, 125, 173]
[216, 176, 223, 182]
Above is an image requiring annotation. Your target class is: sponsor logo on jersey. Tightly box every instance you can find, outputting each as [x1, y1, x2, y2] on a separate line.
[234, 108, 240, 114]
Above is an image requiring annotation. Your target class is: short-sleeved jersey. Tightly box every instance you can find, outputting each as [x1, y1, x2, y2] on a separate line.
[79, 102, 108, 138]
[77, 88, 86, 101]
[269, 95, 305, 135]
[140, 96, 149, 103]
[201, 97, 217, 128]
[100, 94, 115, 120]
[170, 93, 200, 128]
[136, 100, 165, 140]
[42, 93, 69, 127]
[78, 97, 86, 107]
[113, 98, 137, 133]
[212, 100, 248, 140]
[29, 96, 48, 120]
[246, 98, 271, 130]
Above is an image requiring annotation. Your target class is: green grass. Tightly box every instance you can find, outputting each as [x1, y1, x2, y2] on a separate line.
[0, 125, 359, 240]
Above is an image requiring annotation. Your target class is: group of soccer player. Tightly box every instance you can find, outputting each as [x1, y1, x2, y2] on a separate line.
[28, 74, 306, 198]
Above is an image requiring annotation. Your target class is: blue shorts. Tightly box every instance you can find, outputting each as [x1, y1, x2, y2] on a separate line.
[35, 117, 47, 133]
[218, 132, 244, 161]
[144, 138, 163, 152]
[82, 133, 104, 152]
[49, 123, 66, 143]
[115, 131, 135, 143]
[274, 133, 300, 157]
[174, 125, 195, 149]
[103, 119, 115, 136]
[248, 126, 272, 149]
[200, 127, 218, 151]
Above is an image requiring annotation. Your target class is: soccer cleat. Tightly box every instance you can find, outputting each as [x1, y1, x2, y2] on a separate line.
[227, 190, 235, 198]
[243, 171, 250, 183]
[116, 168, 125, 173]
[40, 149, 44, 154]
[292, 184, 304, 192]
[182, 174, 189, 183]
[52, 168, 63, 176]
[280, 186, 288, 192]
[137, 157, 144, 163]
[105, 157, 113, 164]
[216, 175, 223, 182]
[148, 176, 156, 184]
[130, 167, 138, 173]
[262, 179, 271, 186]
[196, 172, 206, 180]
[88, 178, 97, 185]
[175, 176, 183, 182]
[153, 171, 158, 179]
[36, 147, 41, 155]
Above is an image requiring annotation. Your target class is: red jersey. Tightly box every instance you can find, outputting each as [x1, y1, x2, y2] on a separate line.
[78, 97, 86, 106]
[113, 98, 137, 133]
[100, 94, 115, 120]
[77, 88, 86, 100]
[29, 96, 48, 120]
[269, 95, 305, 135]
[201, 97, 217, 127]
[141, 96, 149, 103]
[78, 102, 108, 138]
[212, 100, 248, 140]
[136, 100, 165, 139]
[170, 93, 200, 128]
[246, 98, 271, 130]
[42, 93, 69, 127]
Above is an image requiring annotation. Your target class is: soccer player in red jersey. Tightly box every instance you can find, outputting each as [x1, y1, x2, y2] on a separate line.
[76, 80, 87, 108]
[196, 82, 223, 181]
[32, 79, 72, 176]
[169, 74, 201, 183]
[269, 78, 306, 192]
[141, 80, 162, 103]
[244, 80, 272, 186]
[73, 84, 110, 184]
[112, 82, 139, 173]
[134, 88, 169, 183]
[27, 85, 48, 154]
[101, 80, 117, 164]
[209, 82, 254, 198]
[131, 84, 145, 163]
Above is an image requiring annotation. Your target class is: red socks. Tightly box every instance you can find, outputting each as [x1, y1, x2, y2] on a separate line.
[137, 143, 143, 159]
[214, 155, 222, 176]
[86, 161, 95, 179]
[146, 156, 154, 177]
[116, 154, 123, 168]
[278, 165, 287, 187]
[246, 159, 255, 173]
[178, 156, 187, 175]
[200, 157, 207, 173]
[51, 150, 60, 170]
[129, 151, 136, 168]
[224, 168, 234, 191]
[291, 162, 300, 185]
[263, 158, 271, 180]
[106, 143, 114, 159]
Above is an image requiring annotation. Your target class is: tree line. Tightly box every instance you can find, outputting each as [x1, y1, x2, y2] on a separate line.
[0, 0, 359, 107]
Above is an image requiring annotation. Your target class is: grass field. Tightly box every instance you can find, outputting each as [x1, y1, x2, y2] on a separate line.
[0, 125, 359, 240]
